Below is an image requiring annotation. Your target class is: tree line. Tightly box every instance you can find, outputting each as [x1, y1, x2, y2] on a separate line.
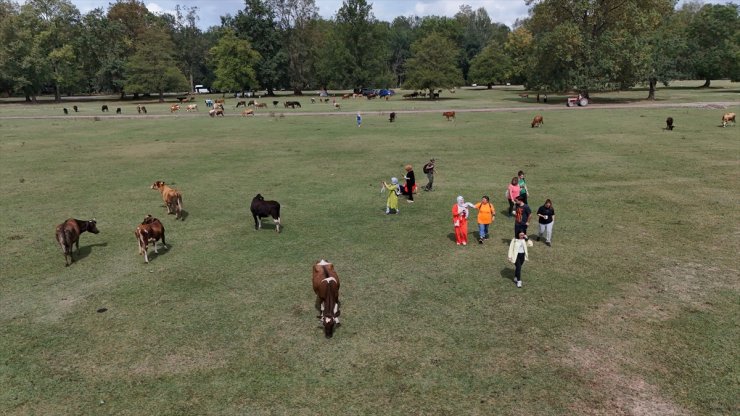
[0, 0, 737, 103]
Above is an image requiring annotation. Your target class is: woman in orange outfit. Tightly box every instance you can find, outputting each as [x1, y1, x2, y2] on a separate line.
[452, 195, 475, 245]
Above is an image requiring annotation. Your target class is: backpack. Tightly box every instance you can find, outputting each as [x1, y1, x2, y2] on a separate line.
[423, 163, 433, 174]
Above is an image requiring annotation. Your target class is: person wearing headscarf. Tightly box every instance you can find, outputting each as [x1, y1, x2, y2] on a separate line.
[381, 177, 400, 214]
[452, 195, 475, 245]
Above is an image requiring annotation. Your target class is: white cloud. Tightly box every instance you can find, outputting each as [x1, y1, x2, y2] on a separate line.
[145, 2, 176, 18]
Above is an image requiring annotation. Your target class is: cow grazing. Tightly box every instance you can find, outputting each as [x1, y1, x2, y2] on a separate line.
[236, 100, 247, 108]
[134, 215, 166, 264]
[250, 194, 281, 233]
[442, 111, 456, 121]
[272, 100, 279, 107]
[284, 101, 301, 109]
[722, 112, 736, 127]
[310, 98, 316, 104]
[63, 108, 68, 114]
[101, 105, 109, 112]
[333, 102, 341, 110]
[666, 117, 674, 131]
[116, 108, 121, 114]
[55, 218, 100, 266]
[151, 181, 183, 220]
[255, 102, 267, 108]
[241, 108, 254, 116]
[209, 109, 225, 117]
[186, 104, 198, 112]
[531, 115, 544, 128]
[137, 104, 148, 114]
[73, 105, 78, 112]
[170, 104, 180, 113]
[389, 112, 396, 122]
[312, 259, 341, 338]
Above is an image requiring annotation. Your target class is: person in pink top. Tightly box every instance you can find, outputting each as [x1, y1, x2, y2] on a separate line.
[506, 177, 520, 218]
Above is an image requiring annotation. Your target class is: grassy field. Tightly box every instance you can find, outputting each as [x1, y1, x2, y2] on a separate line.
[0, 84, 738, 415]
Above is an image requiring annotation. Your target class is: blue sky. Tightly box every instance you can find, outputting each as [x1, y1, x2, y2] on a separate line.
[27, 1, 736, 30]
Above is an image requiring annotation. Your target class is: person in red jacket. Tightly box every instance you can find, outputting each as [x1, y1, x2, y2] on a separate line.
[452, 195, 475, 246]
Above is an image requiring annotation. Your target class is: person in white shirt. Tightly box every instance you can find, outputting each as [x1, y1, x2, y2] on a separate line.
[507, 231, 529, 288]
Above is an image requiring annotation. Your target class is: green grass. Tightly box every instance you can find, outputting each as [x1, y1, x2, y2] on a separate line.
[0, 85, 738, 415]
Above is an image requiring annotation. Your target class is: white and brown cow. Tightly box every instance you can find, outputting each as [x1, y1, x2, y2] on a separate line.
[55, 218, 100, 266]
[134, 215, 166, 263]
[312, 259, 341, 338]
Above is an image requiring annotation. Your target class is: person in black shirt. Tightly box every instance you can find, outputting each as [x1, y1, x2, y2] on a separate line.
[402, 164, 415, 202]
[536, 199, 555, 246]
[514, 196, 531, 239]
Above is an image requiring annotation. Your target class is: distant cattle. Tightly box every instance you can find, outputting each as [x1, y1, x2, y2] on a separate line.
[170, 104, 180, 113]
[310, 98, 316, 104]
[531, 115, 543, 128]
[273, 101, 279, 107]
[284, 101, 301, 109]
[186, 104, 198, 112]
[101, 105, 109, 112]
[73, 105, 78, 112]
[209, 108, 224, 117]
[255, 102, 267, 108]
[116, 107, 121, 114]
[312, 259, 341, 338]
[403, 92, 418, 99]
[442, 111, 456, 121]
[215, 98, 225, 105]
[241, 108, 254, 116]
[389, 112, 396, 122]
[137, 104, 147, 114]
[666, 117, 674, 131]
[342, 94, 351, 99]
[63, 108, 68, 114]
[151, 181, 183, 220]
[250, 194, 281, 233]
[134, 215, 166, 264]
[236, 100, 247, 108]
[177, 96, 193, 103]
[333, 102, 341, 110]
[722, 112, 735, 127]
[55, 218, 100, 266]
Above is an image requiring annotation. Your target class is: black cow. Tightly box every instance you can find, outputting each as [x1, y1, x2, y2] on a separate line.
[73, 105, 78, 112]
[250, 194, 281, 233]
[666, 117, 674, 131]
[63, 108, 68, 114]
[284, 101, 301, 109]
[55, 218, 100, 266]
[101, 105, 108, 112]
[116, 108, 121, 114]
[389, 112, 396, 123]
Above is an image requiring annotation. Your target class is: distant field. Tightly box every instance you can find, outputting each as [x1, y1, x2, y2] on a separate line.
[0, 84, 738, 415]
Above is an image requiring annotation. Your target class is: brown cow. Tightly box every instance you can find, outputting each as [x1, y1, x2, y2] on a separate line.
[442, 111, 456, 121]
[722, 112, 735, 127]
[186, 104, 198, 112]
[531, 115, 543, 128]
[241, 108, 254, 116]
[170, 104, 180, 113]
[55, 218, 100, 266]
[312, 259, 341, 338]
[151, 181, 183, 220]
[134, 215, 166, 263]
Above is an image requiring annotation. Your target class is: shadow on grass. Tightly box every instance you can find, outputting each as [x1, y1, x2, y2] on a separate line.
[499, 267, 516, 283]
[75, 242, 108, 262]
[145, 243, 172, 263]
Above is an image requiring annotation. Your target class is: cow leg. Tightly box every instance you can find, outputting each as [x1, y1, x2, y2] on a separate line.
[274, 216, 281, 233]
[152, 239, 159, 254]
[315, 297, 323, 318]
[161, 232, 167, 249]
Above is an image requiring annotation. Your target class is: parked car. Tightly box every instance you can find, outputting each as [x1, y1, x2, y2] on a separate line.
[378, 89, 395, 97]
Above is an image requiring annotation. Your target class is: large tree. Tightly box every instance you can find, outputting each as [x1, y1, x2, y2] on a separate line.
[404, 32, 464, 95]
[227, 0, 285, 95]
[469, 41, 512, 88]
[123, 25, 189, 102]
[523, 0, 674, 95]
[686, 3, 740, 87]
[333, 0, 390, 88]
[208, 28, 261, 93]
[271, 0, 320, 94]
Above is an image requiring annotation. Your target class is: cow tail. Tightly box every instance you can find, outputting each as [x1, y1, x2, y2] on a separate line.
[57, 229, 70, 256]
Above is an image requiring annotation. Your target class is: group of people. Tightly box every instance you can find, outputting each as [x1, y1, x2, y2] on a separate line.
[380, 158, 435, 214]
[381, 163, 555, 288]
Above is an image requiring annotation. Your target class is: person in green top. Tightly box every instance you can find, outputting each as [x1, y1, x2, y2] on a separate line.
[381, 177, 400, 214]
[517, 170, 528, 204]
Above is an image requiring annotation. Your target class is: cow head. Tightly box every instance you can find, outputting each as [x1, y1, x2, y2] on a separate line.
[85, 219, 100, 234]
[323, 315, 337, 338]
[254, 194, 264, 202]
[151, 181, 165, 190]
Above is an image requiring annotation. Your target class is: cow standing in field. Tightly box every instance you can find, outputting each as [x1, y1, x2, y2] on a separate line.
[101, 105, 109, 112]
[151, 181, 183, 220]
[312, 259, 341, 338]
[55, 218, 100, 266]
[389, 112, 396, 122]
[186, 104, 198, 112]
[722, 112, 735, 127]
[666, 117, 674, 131]
[531, 115, 543, 128]
[250, 194, 281, 233]
[73, 105, 78, 112]
[442, 111, 455, 121]
[134, 215, 166, 264]
[170, 104, 181, 113]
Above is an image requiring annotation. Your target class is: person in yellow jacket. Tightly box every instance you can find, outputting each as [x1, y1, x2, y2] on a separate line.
[474, 195, 495, 243]
[507, 231, 529, 288]
[381, 177, 400, 214]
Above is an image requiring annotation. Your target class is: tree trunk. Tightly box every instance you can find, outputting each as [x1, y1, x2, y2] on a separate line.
[54, 84, 61, 103]
[487, 83, 493, 89]
[158, 91, 164, 103]
[647, 78, 657, 100]
[120, 90, 126, 100]
[292, 88, 303, 96]
[701, 79, 711, 88]
[266, 87, 275, 97]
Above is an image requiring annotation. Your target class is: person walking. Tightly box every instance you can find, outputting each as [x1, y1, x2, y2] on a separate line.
[536, 199, 555, 246]
[402, 164, 415, 203]
[517, 170, 529, 204]
[474, 195, 495, 243]
[356, 112, 362, 127]
[506, 177, 520, 217]
[381, 177, 400, 214]
[508, 231, 529, 288]
[514, 196, 531, 239]
[422, 158, 436, 191]
[452, 196, 475, 246]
